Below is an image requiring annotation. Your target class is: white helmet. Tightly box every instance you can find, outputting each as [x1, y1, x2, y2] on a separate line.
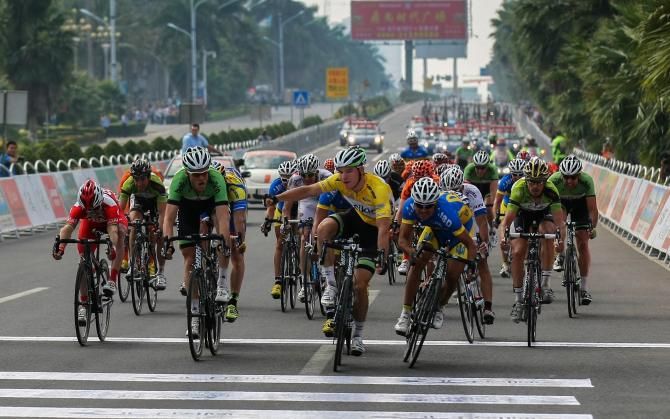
[473, 150, 490, 166]
[388, 153, 403, 163]
[440, 165, 464, 191]
[508, 158, 526, 176]
[406, 130, 419, 143]
[559, 155, 583, 176]
[411, 177, 440, 205]
[373, 160, 391, 178]
[298, 154, 319, 174]
[182, 147, 211, 173]
[277, 160, 293, 177]
[334, 146, 367, 168]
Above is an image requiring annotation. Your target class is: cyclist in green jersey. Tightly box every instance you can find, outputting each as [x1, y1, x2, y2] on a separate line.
[548, 155, 598, 305]
[500, 157, 565, 322]
[455, 138, 474, 169]
[162, 147, 231, 334]
[464, 150, 499, 226]
[119, 159, 168, 289]
[551, 131, 568, 164]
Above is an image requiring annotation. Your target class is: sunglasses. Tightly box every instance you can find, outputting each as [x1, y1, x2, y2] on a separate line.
[301, 172, 316, 178]
[563, 174, 579, 180]
[132, 175, 148, 181]
[415, 203, 435, 209]
[188, 171, 209, 178]
[527, 179, 545, 185]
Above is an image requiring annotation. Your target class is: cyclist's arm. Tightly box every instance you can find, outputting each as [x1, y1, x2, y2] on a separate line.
[276, 183, 322, 203]
[489, 179, 498, 198]
[397, 222, 414, 256]
[118, 196, 129, 213]
[214, 204, 232, 250]
[501, 206, 517, 233]
[586, 196, 598, 229]
[233, 210, 246, 243]
[164, 203, 178, 240]
[376, 217, 391, 256]
[58, 223, 75, 241]
[476, 213, 489, 243]
[454, 228, 477, 262]
[394, 198, 406, 223]
[282, 199, 294, 220]
[157, 201, 166, 233]
[106, 223, 120, 255]
[493, 191, 504, 216]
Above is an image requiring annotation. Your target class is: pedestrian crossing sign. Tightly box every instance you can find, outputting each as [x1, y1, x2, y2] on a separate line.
[293, 90, 310, 107]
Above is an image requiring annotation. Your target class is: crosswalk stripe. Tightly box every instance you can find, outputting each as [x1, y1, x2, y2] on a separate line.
[0, 371, 593, 388]
[0, 407, 594, 419]
[0, 336, 668, 348]
[0, 388, 580, 405]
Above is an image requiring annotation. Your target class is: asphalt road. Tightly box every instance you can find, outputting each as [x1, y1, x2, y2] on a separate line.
[1, 103, 669, 418]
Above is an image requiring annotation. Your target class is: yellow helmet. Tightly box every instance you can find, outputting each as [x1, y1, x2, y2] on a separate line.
[523, 156, 549, 181]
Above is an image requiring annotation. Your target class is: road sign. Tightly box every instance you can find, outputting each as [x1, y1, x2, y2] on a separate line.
[292, 90, 310, 107]
[326, 67, 349, 99]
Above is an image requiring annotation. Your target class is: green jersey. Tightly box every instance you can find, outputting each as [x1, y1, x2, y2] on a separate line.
[507, 178, 562, 213]
[455, 146, 474, 162]
[548, 172, 595, 201]
[551, 135, 568, 164]
[464, 162, 498, 183]
[120, 172, 167, 204]
[168, 167, 229, 205]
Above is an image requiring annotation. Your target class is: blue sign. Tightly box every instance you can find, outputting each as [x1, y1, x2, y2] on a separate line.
[293, 90, 310, 107]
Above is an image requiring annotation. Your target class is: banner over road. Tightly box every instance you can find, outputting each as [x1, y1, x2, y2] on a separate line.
[351, 0, 467, 41]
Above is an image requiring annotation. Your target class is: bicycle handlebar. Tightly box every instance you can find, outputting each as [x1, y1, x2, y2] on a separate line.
[508, 231, 557, 239]
[165, 234, 227, 244]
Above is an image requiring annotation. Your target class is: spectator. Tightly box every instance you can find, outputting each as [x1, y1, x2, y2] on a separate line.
[257, 129, 272, 143]
[0, 141, 20, 177]
[660, 151, 670, 183]
[100, 114, 111, 129]
[551, 130, 568, 164]
[601, 140, 615, 160]
[181, 123, 218, 154]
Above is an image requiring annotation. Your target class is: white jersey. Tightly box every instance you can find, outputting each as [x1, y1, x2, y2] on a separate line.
[462, 183, 486, 218]
[287, 168, 332, 221]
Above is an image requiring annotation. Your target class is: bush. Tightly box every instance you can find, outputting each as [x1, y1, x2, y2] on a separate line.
[36, 142, 63, 162]
[136, 140, 151, 154]
[123, 140, 140, 156]
[104, 140, 125, 156]
[300, 115, 323, 129]
[165, 136, 180, 150]
[335, 103, 358, 118]
[399, 90, 439, 103]
[62, 141, 84, 160]
[151, 137, 171, 152]
[104, 122, 146, 138]
[85, 144, 104, 159]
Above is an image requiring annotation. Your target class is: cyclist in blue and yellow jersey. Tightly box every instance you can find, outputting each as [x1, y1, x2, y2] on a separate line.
[262, 160, 298, 299]
[500, 157, 565, 323]
[493, 158, 526, 278]
[400, 130, 429, 160]
[276, 146, 392, 356]
[210, 160, 247, 321]
[393, 178, 477, 336]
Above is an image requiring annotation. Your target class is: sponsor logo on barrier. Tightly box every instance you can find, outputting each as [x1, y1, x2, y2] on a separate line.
[0, 179, 30, 228]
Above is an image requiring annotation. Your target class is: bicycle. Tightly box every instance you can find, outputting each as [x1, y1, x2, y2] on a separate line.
[321, 234, 377, 372]
[387, 220, 401, 286]
[165, 233, 227, 361]
[127, 213, 159, 315]
[563, 220, 581, 318]
[508, 223, 557, 347]
[118, 234, 130, 302]
[54, 233, 114, 346]
[279, 218, 301, 313]
[456, 251, 485, 343]
[301, 218, 325, 320]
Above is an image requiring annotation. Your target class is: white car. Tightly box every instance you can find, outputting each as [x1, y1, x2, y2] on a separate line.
[163, 154, 236, 191]
[239, 149, 297, 201]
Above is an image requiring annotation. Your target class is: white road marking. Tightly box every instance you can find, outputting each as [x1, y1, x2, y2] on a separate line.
[0, 407, 594, 419]
[0, 371, 593, 388]
[0, 388, 579, 405]
[369, 289, 380, 305]
[372, 153, 386, 163]
[0, 336, 668, 349]
[0, 287, 48, 304]
[299, 345, 335, 375]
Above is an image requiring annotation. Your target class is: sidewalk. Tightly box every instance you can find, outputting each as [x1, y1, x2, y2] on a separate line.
[103, 102, 342, 146]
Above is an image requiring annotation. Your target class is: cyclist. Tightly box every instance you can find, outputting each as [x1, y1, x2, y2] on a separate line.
[551, 130, 568, 165]
[394, 178, 477, 335]
[500, 157, 564, 323]
[440, 166, 496, 324]
[282, 154, 331, 302]
[549, 155, 598, 305]
[53, 180, 127, 306]
[432, 152, 451, 167]
[516, 150, 532, 162]
[276, 146, 392, 356]
[162, 147, 231, 336]
[464, 150, 499, 226]
[263, 160, 298, 299]
[373, 159, 402, 201]
[455, 138, 474, 169]
[400, 130, 429, 160]
[522, 135, 541, 157]
[323, 158, 335, 173]
[490, 138, 515, 169]
[493, 159, 527, 277]
[118, 159, 167, 290]
[210, 160, 248, 319]
[389, 153, 406, 178]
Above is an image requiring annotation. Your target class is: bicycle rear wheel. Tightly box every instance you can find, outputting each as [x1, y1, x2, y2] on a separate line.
[387, 241, 397, 285]
[74, 263, 92, 346]
[130, 241, 145, 316]
[118, 261, 130, 303]
[95, 260, 112, 342]
[186, 271, 205, 361]
[289, 245, 298, 309]
[472, 279, 486, 339]
[457, 274, 475, 344]
[526, 274, 538, 347]
[313, 261, 326, 316]
[146, 255, 158, 313]
[207, 270, 222, 356]
[303, 257, 315, 320]
[333, 278, 352, 372]
[280, 245, 290, 312]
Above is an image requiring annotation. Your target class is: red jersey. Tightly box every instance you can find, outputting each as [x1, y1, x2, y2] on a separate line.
[66, 189, 123, 228]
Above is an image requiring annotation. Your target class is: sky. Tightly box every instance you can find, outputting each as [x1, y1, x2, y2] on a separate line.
[299, 0, 504, 92]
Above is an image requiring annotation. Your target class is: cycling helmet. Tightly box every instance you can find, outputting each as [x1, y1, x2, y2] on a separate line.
[411, 177, 440, 205]
[78, 179, 104, 209]
[406, 129, 419, 143]
[391, 158, 405, 173]
[373, 159, 391, 178]
[440, 165, 464, 191]
[277, 160, 293, 177]
[432, 153, 449, 165]
[388, 153, 403, 163]
[508, 158, 526, 176]
[210, 160, 224, 173]
[516, 150, 531, 161]
[182, 146, 211, 173]
[559, 155, 583, 176]
[130, 159, 151, 177]
[473, 150, 490, 166]
[334, 146, 367, 168]
[298, 154, 319, 174]
[524, 156, 550, 180]
[411, 160, 434, 179]
[436, 163, 451, 176]
[323, 158, 335, 173]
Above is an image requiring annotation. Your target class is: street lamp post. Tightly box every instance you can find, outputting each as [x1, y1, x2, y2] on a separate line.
[80, 5, 119, 82]
[202, 50, 217, 107]
[168, 0, 208, 102]
[270, 10, 304, 102]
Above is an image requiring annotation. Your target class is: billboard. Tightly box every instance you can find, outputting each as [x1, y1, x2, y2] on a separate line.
[415, 40, 467, 59]
[326, 67, 349, 99]
[351, 0, 467, 41]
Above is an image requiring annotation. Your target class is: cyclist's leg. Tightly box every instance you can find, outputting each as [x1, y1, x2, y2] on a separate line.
[111, 220, 127, 286]
[127, 201, 143, 271]
[352, 266, 374, 328]
[176, 204, 201, 295]
[76, 219, 96, 299]
[539, 218, 557, 285]
[576, 229, 591, 282]
[316, 215, 340, 287]
[440, 242, 468, 306]
[510, 214, 530, 306]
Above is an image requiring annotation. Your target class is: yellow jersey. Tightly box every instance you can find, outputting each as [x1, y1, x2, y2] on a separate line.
[318, 172, 392, 226]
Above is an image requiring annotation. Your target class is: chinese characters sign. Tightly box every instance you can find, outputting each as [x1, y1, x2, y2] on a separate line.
[351, 0, 467, 41]
[326, 67, 349, 99]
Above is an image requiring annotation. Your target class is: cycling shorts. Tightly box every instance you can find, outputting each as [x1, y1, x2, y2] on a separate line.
[329, 208, 379, 273]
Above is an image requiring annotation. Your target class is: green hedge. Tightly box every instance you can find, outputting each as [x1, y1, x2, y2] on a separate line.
[104, 122, 147, 137]
[334, 96, 393, 120]
[300, 115, 323, 129]
[399, 90, 439, 103]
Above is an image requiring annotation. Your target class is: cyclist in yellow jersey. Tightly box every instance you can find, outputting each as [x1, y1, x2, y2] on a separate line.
[276, 146, 391, 356]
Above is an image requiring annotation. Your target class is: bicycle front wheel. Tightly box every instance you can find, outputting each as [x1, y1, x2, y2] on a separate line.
[74, 263, 92, 346]
[186, 271, 205, 361]
[280, 245, 290, 312]
[333, 279, 352, 372]
[95, 260, 112, 342]
[303, 257, 315, 320]
[289, 245, 298, 309]
[146, 256, 158, 313]
[117, 261, 130, 303]
[407, 279, 438, 368]
[457, 274, 475, 344]
[129, 241, 145, 316]
[473, 280, 486, 339]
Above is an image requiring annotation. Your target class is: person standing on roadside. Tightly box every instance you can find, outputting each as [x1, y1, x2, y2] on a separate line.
[181, 123, 219, 155]
[0, 141, 20, 177]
